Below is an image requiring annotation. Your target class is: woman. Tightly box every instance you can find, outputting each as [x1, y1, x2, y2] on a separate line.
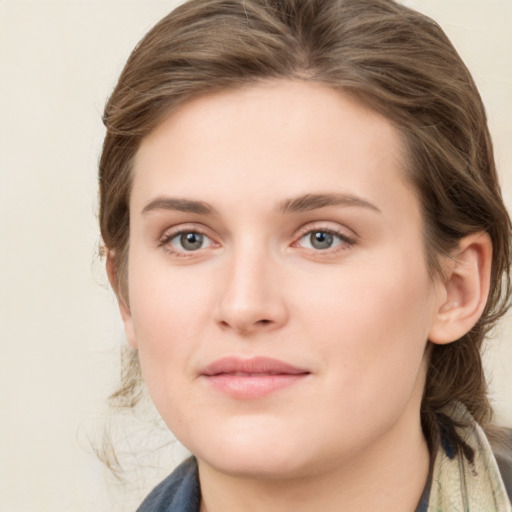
[99, 0, 512, 510]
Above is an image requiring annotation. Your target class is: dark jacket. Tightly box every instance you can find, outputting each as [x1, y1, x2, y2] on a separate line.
[136, 457, 434, 512]
[136, 457, 200, 512]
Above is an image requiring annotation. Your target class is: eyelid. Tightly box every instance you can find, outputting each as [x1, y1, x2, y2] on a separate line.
[294, 221, 357, 241]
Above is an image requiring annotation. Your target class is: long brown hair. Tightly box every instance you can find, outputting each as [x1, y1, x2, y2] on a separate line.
[99, 0, 511, 463]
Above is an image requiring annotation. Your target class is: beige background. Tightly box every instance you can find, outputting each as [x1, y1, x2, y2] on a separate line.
[1, 1, 511, 510]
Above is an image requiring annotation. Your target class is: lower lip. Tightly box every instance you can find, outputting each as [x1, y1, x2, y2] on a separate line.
[203, 374, 309, 399]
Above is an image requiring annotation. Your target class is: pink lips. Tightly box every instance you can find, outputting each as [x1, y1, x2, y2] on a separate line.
[201, 356, 310, 399]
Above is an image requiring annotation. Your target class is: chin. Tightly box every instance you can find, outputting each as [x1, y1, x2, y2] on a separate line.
[188, 420, 313, 479]
[202, 448, 308, 480]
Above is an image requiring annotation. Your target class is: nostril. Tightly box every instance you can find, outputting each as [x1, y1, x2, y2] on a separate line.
[257, 319, 272, 325]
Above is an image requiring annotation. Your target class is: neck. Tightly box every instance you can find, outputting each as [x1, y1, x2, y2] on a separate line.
[197, 413, 430, 512]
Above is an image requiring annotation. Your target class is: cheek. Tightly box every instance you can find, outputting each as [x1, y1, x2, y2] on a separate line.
[128, 249, 212, 340]
[299, 251, 435, 395]
[126, 255, 212, 405]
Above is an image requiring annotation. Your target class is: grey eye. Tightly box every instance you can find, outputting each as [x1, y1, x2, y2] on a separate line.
[174, 232, 206, 251]
[309, 231, 334, 250]
[297, 229, 351, 251]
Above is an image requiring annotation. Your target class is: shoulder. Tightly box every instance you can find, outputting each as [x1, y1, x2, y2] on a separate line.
[493, 428, 512, 502]
[136, 457, 200, 512]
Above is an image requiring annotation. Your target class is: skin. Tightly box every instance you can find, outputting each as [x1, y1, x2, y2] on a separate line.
[112, 80, 491, 511]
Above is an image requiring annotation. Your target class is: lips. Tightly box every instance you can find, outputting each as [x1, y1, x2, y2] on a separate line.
[200, 356, 310, 399]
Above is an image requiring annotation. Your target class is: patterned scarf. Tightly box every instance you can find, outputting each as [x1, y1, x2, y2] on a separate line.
[428, 403, 511, 511]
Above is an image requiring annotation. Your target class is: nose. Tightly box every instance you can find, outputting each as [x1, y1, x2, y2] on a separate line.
[214, 245, 289, 336]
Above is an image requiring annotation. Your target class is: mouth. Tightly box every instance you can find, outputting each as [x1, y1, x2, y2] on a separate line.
[200, 356, 311, 399]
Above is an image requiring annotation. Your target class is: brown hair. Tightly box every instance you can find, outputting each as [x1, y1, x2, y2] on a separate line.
[99, 0, 511, 459]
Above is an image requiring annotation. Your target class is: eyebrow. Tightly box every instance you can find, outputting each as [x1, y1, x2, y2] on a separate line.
[141, 192, 380, 216]
[278, 193, 381, 214]
[141, 197, 217, 216]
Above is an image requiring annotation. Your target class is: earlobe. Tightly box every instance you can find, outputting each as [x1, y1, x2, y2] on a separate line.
[429, 232, 492, 345]
[106, 250, 138, 349]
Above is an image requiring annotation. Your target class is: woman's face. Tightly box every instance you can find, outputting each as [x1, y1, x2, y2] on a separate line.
[122, 80, 445, 478]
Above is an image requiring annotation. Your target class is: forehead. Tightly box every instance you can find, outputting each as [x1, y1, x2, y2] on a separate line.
[132, 80, 417, 221]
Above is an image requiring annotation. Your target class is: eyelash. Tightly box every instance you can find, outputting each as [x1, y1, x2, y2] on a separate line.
[293, 227, 356, 255]
[158, 225, 356, 258]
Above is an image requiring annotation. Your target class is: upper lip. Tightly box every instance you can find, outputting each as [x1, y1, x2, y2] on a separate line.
[201, 356, 310, 376]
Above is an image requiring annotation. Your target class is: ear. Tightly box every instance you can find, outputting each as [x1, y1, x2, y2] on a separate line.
[428, 232, 492, 345]
[106, 250, 138, 349]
